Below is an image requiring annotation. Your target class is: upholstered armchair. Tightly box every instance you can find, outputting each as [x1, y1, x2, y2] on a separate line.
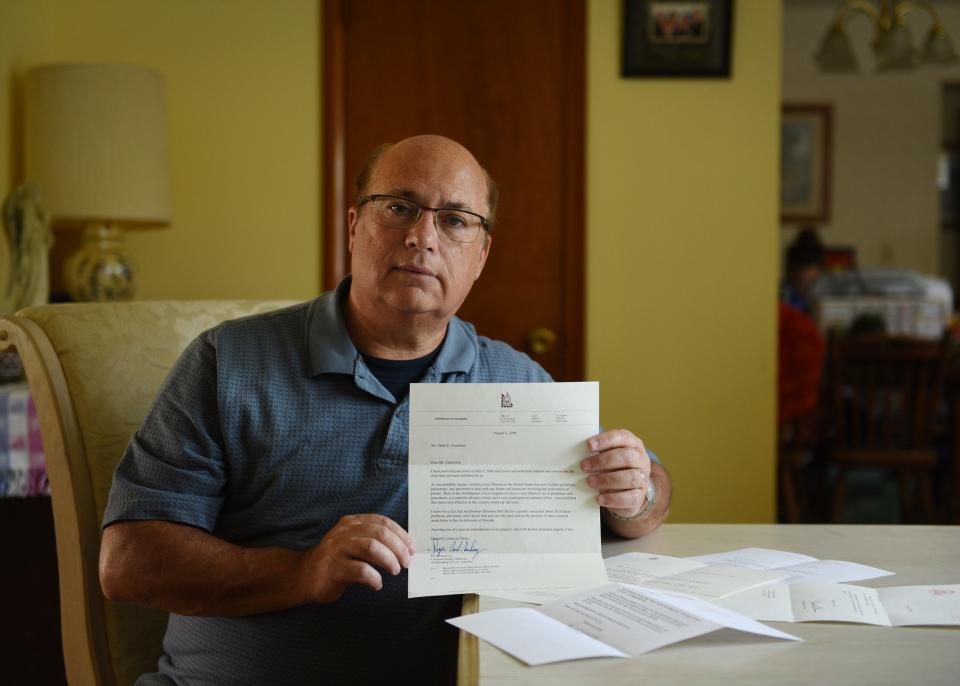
[0, 300, 297, 686]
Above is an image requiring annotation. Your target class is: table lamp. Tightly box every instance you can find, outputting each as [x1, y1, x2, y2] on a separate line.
[24, 63, 171, 301]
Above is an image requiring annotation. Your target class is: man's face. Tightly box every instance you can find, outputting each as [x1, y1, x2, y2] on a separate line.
[347, 137, 492, 323]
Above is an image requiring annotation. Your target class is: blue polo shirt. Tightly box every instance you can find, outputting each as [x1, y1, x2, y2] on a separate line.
[103, 278, 552, 685]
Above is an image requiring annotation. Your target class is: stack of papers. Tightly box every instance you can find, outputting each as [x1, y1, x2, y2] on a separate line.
[607, 558, 786, 600]
[717, 582, 960, 626]
[452, 547, 958, 665]
[688, 547, 896, 584]
[600, 548, 892, 602]
[486, 550, 798, 605]
[449, 582, 801, 666]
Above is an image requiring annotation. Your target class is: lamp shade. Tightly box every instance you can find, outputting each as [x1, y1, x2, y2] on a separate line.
[24, 63, 171, 228]
[922, 24, 960, 65]
[815, 24, 858, 73]
[875, 23, 917, 70]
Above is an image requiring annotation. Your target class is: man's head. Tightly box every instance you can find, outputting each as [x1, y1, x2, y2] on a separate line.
[347, 135, 495, 328]
[355, 141, 499, 230]
[785, 227, 825, 299]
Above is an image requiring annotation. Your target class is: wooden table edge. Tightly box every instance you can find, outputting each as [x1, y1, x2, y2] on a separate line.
[457, 594, 480, 686]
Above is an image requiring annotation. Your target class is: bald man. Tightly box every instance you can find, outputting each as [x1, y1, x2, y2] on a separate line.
[99, 135, 671, 685]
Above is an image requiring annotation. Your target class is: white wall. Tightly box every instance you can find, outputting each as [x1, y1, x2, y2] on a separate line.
[782, 0, 960, 278]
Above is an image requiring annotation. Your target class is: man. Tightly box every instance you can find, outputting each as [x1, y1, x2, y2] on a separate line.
[99, 135, 671, 684]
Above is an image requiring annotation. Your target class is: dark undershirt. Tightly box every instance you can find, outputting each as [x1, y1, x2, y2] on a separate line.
[361, 345, 442, 401]
[360, 343, 458, 684]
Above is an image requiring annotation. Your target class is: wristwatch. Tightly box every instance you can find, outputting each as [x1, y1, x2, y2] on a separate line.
[608, 477, 657, 521]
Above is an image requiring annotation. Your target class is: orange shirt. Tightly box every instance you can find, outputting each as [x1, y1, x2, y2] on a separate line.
[778, 301, 826, 424]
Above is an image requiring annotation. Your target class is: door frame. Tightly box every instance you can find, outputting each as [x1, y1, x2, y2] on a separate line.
[321, 0, 585, 380]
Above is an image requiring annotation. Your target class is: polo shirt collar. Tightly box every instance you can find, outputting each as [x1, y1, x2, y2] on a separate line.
[306, 275, 478, 377]
[306, 277, 357, 376]
[432, 316, 477, 374]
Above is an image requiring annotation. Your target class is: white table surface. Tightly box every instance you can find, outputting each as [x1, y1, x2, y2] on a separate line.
[462, 524, 960, 686]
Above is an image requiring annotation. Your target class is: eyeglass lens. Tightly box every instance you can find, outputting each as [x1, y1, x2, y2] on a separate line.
[368, 196, 483, 243]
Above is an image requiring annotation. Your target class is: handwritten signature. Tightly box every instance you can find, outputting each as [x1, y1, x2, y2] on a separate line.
[431, 537, 485, 560]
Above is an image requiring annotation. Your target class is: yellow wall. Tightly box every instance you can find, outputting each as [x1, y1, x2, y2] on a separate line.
[587, 1, 781, 522]
[0, 0, 319, 300]
[2, 1, 781, 522]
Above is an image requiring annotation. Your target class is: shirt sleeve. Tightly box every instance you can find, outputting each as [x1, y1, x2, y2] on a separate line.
[102, 329, 227, 532]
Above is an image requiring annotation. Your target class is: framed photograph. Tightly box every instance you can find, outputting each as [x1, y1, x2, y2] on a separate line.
[939, 145, 960, 227]
[622, 0, 734, 77]
[781, 104, 833, 223]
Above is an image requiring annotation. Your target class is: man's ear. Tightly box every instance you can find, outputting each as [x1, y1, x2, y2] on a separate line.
[347, 207, 358, 253]
[474, 233, 492, 281]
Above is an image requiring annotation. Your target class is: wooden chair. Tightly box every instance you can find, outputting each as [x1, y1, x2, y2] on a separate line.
[778, 414, 820, 523]
[825, 332, 950, 524]
[0, 300, 296, 686]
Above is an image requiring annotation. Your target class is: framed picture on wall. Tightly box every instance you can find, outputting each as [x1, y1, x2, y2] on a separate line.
[781, 104, 833, 223]
[939, 145, 960, 227]
[622, 0, 734, 77]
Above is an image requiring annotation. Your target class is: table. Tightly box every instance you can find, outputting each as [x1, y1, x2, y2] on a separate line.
[458, 524, 960, 686]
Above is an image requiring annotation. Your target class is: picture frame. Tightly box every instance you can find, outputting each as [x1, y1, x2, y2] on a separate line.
[622, 0, 734, 78]
[938, 146, 960, 227]
[781, 104, 833, 224]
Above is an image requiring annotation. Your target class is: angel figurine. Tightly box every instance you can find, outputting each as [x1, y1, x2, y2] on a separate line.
[1, 184, 53, 312]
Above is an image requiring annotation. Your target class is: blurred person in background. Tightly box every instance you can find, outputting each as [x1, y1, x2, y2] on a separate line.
[779, 228, 826, 443]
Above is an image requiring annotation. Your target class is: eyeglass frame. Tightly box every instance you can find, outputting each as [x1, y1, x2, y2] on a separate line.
[356, 193, 490, 243]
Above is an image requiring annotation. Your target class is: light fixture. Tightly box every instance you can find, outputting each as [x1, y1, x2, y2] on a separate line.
[23, 63, 171, 301]
[815, 0, 959, 73]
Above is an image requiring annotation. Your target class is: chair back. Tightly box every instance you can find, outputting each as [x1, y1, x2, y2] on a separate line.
[0, 300, 298, 686]
[827, 333, 950, 454]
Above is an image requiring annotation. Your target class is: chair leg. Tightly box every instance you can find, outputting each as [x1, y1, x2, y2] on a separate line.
[809, 454, 830, 522]
[919, 473, 937, 524]
[795, 460, 811, 522]
[937, 468, 952, 524]
[897, 471, 912, 524]
[832, 468, 847, 523]
[780, 465, 800, 524]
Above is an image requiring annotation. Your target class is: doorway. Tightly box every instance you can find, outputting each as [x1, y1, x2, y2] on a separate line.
[322, 0, 586, 380]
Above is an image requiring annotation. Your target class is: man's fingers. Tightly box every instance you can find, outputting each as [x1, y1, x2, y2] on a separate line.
[334, 559, 384, 591]
[597, 488, 644, 511]
[370, 515, 417, 554]
[587, 468, 647, 491]
[581, 447, 649, 473]
[354, 523, 413, 570]
[344, 538, 404, 576]
[345, 514, 416, 555]
[586, 429, 644, 454]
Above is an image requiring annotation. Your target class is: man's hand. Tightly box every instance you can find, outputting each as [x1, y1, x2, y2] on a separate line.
[580, 429, 670, 538]
[581, 429, 651, 517]
[297, 514, 416, 603]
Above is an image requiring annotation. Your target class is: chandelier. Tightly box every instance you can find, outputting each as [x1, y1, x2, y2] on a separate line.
[815, 0, 959, 72]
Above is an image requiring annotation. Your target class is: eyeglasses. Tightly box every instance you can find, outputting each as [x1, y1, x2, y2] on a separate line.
[357, 194, 489, 244]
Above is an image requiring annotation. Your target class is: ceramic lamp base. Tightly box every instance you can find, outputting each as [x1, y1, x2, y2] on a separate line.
[64, 224, 136, 301]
